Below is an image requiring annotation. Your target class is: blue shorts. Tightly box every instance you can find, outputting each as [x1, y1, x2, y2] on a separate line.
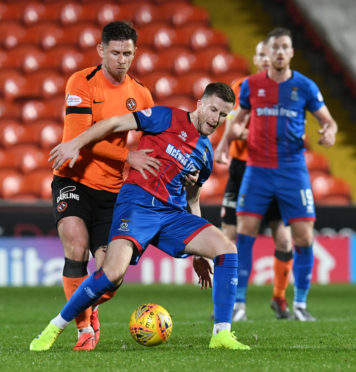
[236, 165, 315, 225]
[108, 184, 211, 265]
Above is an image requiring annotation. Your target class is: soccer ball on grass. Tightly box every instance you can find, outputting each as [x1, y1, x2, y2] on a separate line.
[129, 303, 173, 347]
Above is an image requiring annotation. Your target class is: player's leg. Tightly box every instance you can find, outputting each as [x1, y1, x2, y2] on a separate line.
[185, 224, 250, 350]
[52, 176, 94, 348]
[269, 219, 293, 319]
[290, 220, 316, 321]
[276, 168, 316, 321]
[30, 239, 133, 351]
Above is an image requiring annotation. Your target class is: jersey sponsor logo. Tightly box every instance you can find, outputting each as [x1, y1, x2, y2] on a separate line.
[256, 105, 297, 118]
[141, 108, 152, 117]
[165, 144, 197, 172]
[66, 94, 82, 106]
[257, 89, 266, 97]
[57, 201, 68, 213]
[118, 219, 130, 231]
[178, 131, 187, 141]
[126, 98, 137, 111]
[56, 186, 80, 203]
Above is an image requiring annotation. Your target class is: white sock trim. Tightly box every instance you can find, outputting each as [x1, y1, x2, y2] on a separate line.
[213, 322, 231, 335]
[51, 314, 70, 330]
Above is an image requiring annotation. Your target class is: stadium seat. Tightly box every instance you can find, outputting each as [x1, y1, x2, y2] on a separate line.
[0, 121, 37, 148]
[35, 121, 63, 148]
[21, 97, 64, 123]
[0, 2, 23, 22]
[0, 99, 22, 120]
[60, 48, 100, 75]
[138, 23, 178, 50]
[96, 3, 134, 26]
[212, 71, 246, 86]
[143, 72, 179, 100]
[0, 70, 26, 99]
[0, 21, 26, 49]
[177, 72, 213, 99]
[22, 2, 68, 25]
[199, 174, 227, 205]
[134, 3, 163, 26]
[176, 24, 229, 51]
[133, 48, 160, 76]
[167, 49, 199, 75]
[0, 45, 45, 73]
[305, 150, 330, 175]
[22, 169, 53, 199]
[0, 147, 18, 169]
[12, 144, 49, 174]
[163, 3, 210, 26]
[0, 169, 25, 199]
[312, 174, 352, 205]
[156, 96, 195, 111]
[210, 52, 250, 75]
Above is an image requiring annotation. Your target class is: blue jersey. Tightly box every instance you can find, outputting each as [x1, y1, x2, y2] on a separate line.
[239, 70, 324, 168]
[125, 106, 214, 210]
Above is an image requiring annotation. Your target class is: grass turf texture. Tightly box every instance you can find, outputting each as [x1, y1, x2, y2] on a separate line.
[1, 284, 355, 372]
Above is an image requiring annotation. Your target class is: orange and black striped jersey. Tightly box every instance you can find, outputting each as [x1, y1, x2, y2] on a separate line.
[54, 65, 154, 192]
[229, 77, 248, 161]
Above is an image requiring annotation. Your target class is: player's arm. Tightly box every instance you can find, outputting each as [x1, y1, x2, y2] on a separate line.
[185, 183, 202, 217]
[214, 106, 250, 164]
[50, 113, 160, 177]
[312, 105, 337, 147]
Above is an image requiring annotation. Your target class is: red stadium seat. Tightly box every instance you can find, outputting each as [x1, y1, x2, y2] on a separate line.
[96, 3, 134, 26]
[35, 121, 63, 148]
[162, 3, 210, 26]
[13, 144, 49, 174]
[305, 150, 330, 175]
[22, 2, 63, 25]
[0, 147, 18, 169]
[138, 23, 178, 50]
[0, 21, 26, 49]
[60, 48, 100, 75]
[0, 169, 25, 199]
[0, 99, 22, 120]
[167, 49, 199, 75]
[143, 72, 179, 100]
[0, 121, 37, 147]
[21, 97, 64, 123]
[210, 52, 250, 75]
[0, 70, 26, 99]
[0, 2, 23, 22]
[176, 24, 229, 51]
[156, 96, 195, 111]
[212, 71, 246, 86]
[199, 174, 227, 205]
[176, 72, 213, 99]
[312, 174, 352, 205]
[22, 169, 53, 199]
[134, 3, 163, 26]
[132, 48, 160, 76]
[0, 45, 45, 73]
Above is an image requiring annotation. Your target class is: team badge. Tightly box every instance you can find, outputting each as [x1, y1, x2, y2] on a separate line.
[118, 219, 130, 231]
[178, 131, 187, 141]
[238, 194, 245, 207]
[257, 89, 266, 97]
[126, 98, 137, 111]
[57, 201, 68, 212]
[290, 87, 299, 101]
[141, 108, 152, 117]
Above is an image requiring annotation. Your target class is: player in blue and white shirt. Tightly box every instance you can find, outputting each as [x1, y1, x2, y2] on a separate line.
[30, 83, 251, 352]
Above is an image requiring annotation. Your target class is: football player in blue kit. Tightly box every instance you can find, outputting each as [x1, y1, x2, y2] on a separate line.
[30, 82, 251, 352]
[216, 28, 337, 321]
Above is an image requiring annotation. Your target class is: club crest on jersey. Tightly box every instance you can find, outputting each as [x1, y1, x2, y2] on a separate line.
[202, 147, 208, 164]
[126, 98, 137, 111]
[257, 89, 266, 97]
[178, 131, 187, 141]
[57, 201, 68, 213]
[290, 87, 299, 101]
[66, 94, 82, 106]
[238, 194, 245, 207]
[118, 219, 130, 231]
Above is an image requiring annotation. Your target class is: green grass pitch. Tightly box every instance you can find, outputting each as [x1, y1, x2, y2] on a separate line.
[0, 284, 355, 371]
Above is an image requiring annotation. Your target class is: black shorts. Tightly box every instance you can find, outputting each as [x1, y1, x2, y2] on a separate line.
[52, 175, 118, 255]
[220, 158, 281, 226]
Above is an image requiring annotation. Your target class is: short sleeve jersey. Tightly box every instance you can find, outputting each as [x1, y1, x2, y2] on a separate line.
[239, 70, 324, 168]
[54, 65, 154, 192]
[125, 106, 214, 209]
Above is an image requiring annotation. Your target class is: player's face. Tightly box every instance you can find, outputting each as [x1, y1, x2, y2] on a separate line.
[196, 95, 233, 136]
[253, 42, 270, 72]
[98, 39, 136, 83]
[268, 35, 294, 71]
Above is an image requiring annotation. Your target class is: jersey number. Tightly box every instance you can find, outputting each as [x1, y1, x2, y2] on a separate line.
[300, 188, 314, 206]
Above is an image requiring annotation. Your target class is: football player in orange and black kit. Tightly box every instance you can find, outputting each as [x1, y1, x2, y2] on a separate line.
[217, 40, 294, 321]
[51, 21, 160, 351]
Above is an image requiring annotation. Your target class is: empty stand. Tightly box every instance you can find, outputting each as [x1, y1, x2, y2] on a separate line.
[312, 174, 352, 205]
[22, 169, 53, 199]
[0, 169, 25, 199]
[0, 121, 36, 147]
[305, 150, 330, 178]
[21, 97, 64, 123]
[156, 96, 195, 111]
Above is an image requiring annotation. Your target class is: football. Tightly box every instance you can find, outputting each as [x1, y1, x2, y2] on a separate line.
[129, 303, 173, 347]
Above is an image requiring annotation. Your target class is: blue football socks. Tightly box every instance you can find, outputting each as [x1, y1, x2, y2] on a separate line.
[61, 268, 116, 322]
[293, 245, 314, 304]
[212, 253, 238, 323]
[235, 234, 255, 303]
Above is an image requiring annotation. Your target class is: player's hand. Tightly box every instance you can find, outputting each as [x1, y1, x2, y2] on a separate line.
[214, 138, 229, 164]
[183, 170, 200, 186]
[193, 256, 213, 289]
[48, 139, 80, 170]
[317, 124, 336, 147]
[127, 149, 161, 179]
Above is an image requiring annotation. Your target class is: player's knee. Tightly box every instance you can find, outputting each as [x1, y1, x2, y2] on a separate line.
[274, 237, 292, 253]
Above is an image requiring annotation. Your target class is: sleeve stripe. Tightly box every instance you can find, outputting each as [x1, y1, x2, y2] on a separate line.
[133, 112, 141, 131]
[66, 107, 92, 115]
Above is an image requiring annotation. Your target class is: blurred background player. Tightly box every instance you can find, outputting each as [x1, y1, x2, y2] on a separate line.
[31, 83, 251, 352]
[216, 28, 337, 321]
[216, 40, 293, 321]
[52, 21, 159, 350]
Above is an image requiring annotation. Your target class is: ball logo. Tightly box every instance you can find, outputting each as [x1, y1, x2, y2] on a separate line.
[141, 108, 152, 117]
[57, 201, 68, 212]
[126, 98, 137, 111]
